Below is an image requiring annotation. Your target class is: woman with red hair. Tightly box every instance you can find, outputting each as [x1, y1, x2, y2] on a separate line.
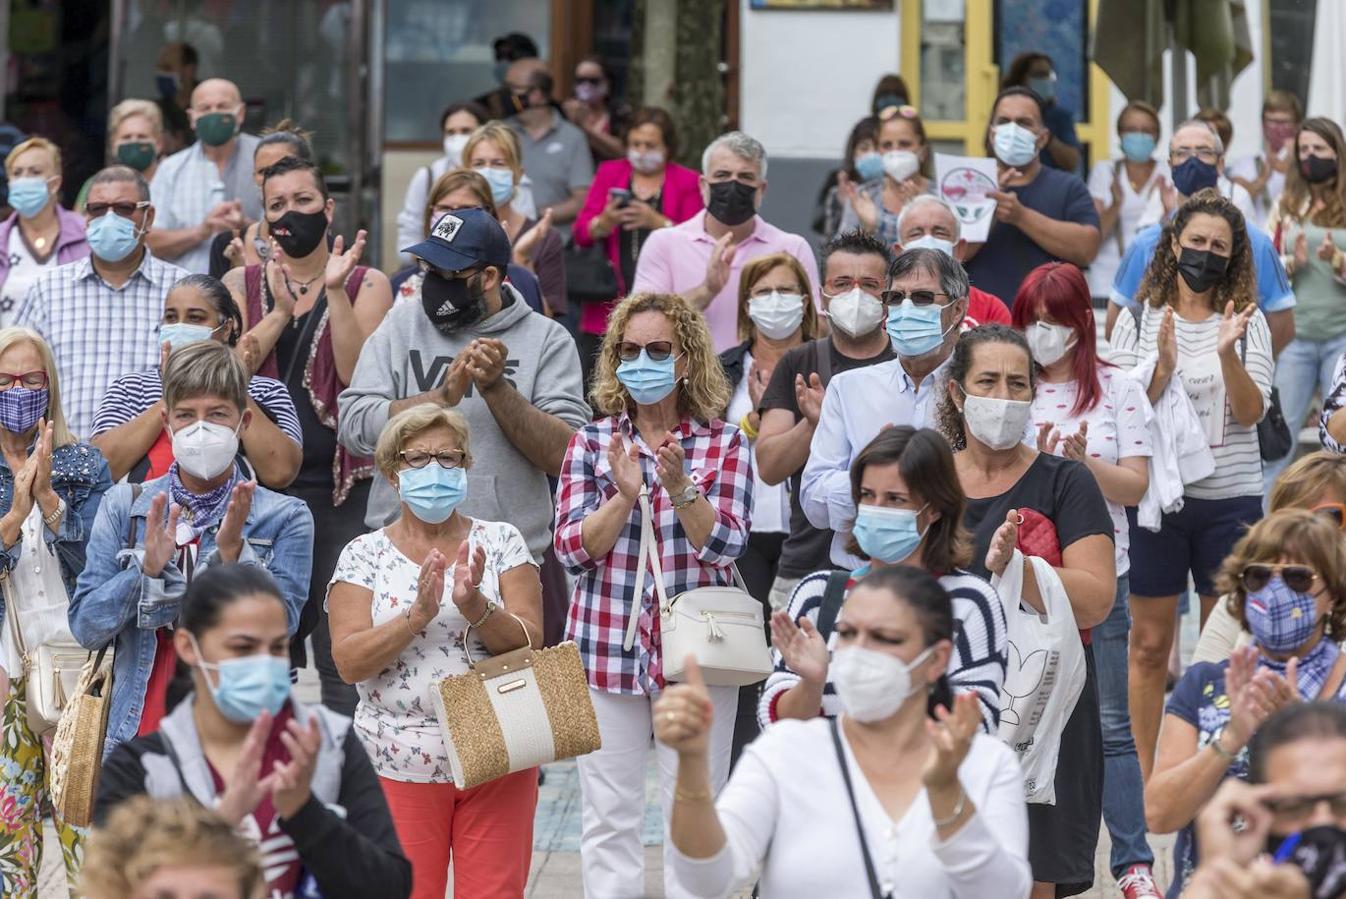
[1012, 261, 1161, 898]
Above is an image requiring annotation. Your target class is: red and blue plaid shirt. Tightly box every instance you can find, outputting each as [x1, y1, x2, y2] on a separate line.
[555, 412, 753, 695]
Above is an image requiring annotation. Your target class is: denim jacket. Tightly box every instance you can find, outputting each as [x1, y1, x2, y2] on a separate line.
[0, 442, 111, 612]
[68, 472, 314, 758]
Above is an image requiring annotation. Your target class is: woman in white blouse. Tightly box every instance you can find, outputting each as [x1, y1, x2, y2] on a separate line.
[1086, 101, 1167, 302]
[655, 565, 1031, 899]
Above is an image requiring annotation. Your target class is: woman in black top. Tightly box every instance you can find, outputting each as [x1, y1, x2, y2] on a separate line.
[938, 324, 1115, 897]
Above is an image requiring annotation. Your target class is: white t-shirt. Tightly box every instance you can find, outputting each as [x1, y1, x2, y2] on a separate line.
[0, 505, 76, 677]
[1086, 159, 1168, 297]
[1030, 368, 1154, 574]
[726, 350, 790, 534]
[1227, 153, 1287, 229]
[328, 520, 536, 783]
[1, 228, 56, 328]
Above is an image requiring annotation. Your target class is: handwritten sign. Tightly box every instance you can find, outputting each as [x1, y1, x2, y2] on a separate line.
[935, 153, 999, 243]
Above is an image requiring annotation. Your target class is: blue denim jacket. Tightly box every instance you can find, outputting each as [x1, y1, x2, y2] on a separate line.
[0, 442, 111, 611]
[67, 472, 314, 758]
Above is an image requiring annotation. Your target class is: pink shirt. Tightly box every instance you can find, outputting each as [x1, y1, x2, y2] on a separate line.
[631, 211, 821, 351]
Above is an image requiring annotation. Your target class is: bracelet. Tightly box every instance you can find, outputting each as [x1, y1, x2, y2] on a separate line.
[674, 785, 714, 803]
[931, 786, 966, 828]
[1210, 728, 1238, 762]
[403, 608, 420, 637]
[42, 499, 64, 530]
[738, 413, 759, 441]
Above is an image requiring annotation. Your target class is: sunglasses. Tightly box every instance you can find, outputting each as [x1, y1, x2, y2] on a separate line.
[618, 340, 674, 362]
[878, 104, 920, 122]
[86, 201, 149, 218]
[1314, 502, 1346, 530]
[1263, 791, 1346, 826]
[1241, 563, 1318, 594]
[399, 449, 465, 470]
[575, 76, 604, 86]
[880, 289, 950, 307]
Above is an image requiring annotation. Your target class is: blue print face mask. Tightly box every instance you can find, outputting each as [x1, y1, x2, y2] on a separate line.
[1245, 574, 1322, 654]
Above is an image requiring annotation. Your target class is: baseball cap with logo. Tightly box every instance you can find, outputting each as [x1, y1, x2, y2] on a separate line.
[404, 207, 512, 273]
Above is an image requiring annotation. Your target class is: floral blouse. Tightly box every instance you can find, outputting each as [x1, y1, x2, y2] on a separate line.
[328, 519, 535, 783]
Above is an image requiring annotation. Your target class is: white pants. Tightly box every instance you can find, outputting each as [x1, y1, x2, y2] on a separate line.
[577, 685, 739, 899]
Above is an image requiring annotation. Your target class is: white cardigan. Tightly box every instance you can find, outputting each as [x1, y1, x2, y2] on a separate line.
[669, 718, 1032, 899]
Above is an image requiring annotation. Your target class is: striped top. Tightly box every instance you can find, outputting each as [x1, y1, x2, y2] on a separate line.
[756, 567, 1008, 732]
[1109, 302, 1271, 501]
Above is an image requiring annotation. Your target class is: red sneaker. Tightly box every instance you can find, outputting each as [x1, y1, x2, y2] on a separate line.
[1117, 864, 1161, 899]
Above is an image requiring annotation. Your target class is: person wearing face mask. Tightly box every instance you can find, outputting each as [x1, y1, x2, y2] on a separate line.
[1146, 510, 1346, 898]
[502, 58, 593, 226]
[1109, 191, 1275, 781]
[836, 105, 933, 244]
[74, 100, 166, 213]
[327, 405, 541, 899]
[658, 565, 1030, 899]
[894, 195, 1011, 327]
[1001, 52, 1081, 173]
[90, 274, 301, 488]
[553, 291, 750, 898]
[562, 55, 631, 164]
[633, 130, 821, 351]
[15, 165, 186, 437]
[802, 246, 969, 567]
[152, 41, 199, 154]
[0, 138, 89, 327]
[69, 342, 313, 757]
[964, 88, 1101, 308]
[1228, 91, 1306, 229]
[575, 106, 703, 384]
[0, 327, 110, 895]
[1264, 118, 1346, 489]
[468, 32, 541, 120]
[93, 564, 411, 899]
[814, 116, 881, 239]
[762, 425, 1006, 734]
[1011, 262, 1159, 898]
[211, 121, 316, 277]
[939, 324, 1117, 897]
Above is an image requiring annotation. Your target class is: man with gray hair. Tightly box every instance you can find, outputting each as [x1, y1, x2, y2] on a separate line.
[632, 129, 820, 350]
[800, 246, 969, 565]
[896, 195, 1011, 327]
[15, 165, 189, 435]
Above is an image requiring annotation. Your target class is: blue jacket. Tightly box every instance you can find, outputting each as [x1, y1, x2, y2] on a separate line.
[0, 441, 111, 608]
[68, 472, 314, 758]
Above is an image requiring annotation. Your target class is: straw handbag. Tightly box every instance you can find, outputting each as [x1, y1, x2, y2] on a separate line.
[432, 614, 600, 789]
[47, 645, 113, 827]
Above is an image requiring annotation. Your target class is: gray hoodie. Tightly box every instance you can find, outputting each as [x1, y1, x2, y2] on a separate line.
[337, 284, 589, 559]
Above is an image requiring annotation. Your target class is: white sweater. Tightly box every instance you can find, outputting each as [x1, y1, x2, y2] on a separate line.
[669, 719, 1032, 899]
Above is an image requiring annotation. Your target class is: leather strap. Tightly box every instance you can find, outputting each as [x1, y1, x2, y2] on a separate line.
[830, 717, 890, 899]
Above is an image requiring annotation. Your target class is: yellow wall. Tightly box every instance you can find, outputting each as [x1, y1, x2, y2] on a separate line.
[380, 147, 441, 269]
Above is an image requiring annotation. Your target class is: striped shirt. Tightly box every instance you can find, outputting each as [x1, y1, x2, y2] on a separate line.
[15, 253, 188, 439]
[1109, 302, 1272, 500]
[757, 567, 1008, 732]
[91, 368, 303, 446]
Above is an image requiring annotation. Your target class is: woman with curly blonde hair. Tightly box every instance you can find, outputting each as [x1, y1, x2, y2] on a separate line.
[1110, 188, 1273, 781]
[554, 291, 750, 897]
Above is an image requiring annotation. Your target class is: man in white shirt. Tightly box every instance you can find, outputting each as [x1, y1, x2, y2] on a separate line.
[1227, 90, 1304, 229]
[800, 247, 969, 565]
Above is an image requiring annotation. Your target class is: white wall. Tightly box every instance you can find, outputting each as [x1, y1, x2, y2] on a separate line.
[737, 0, 900, 160]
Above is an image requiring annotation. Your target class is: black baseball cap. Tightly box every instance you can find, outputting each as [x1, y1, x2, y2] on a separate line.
[404, 207, 512, 273]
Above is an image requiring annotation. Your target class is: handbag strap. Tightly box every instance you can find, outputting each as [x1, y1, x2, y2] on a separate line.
[829, 718, 890, 899]
[815, 571, 852, 643]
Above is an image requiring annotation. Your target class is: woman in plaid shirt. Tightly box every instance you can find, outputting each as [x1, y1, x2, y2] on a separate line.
[554, 291, 752, 899]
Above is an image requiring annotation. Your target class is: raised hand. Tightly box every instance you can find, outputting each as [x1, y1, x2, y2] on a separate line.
[795, 373, 824, 426]
[1293, 232, 1309, 272]
[922, 691, 981, 789]
[986, 188, 1023, 225]
[703, 232, 738, 297]
[465, 338, 509, 391]
[236, 332, 263, 376]
[654, 436, 691, 497]
[450, 539, 487, 612]
[1159, 177, 1179, 215]
[1318, 231, 1338, 262]
[409, 549, 448, 631]
[6, 454, 36, 524]
[1059, 421, 1089, 462]
[214, 481, 256, 564]
[984, 508, 1022, 577]
[653, 656, 714, 756]
[1216, 300, 1255, 358]
[271, 714, 322, 820]
[325, 230, 367, 293]
[849, 181, 880, 233]
[607, 438, 643, 500]
[747, 362, 769, 411]
[1195, 778, 1281, 866]
[513, 208, 553, 269]
[1035, 421, 1061, 455]
[30, 419, 55, 510]
[770, 611, 829, 686]
[141, 492, 182, 578]
[222, 229, 245, 268]
[1157, 306, 1178, 376]
[438, 353, 472, 407]
[216, 711, 281, 826]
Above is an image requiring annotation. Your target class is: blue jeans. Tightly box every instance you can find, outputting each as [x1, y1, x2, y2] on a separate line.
[1263, 331, 1346, 490]
[1095, 574, 1154, 875]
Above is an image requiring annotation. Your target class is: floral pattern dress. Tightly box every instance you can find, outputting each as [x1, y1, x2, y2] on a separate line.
[328, 519, 535, 783]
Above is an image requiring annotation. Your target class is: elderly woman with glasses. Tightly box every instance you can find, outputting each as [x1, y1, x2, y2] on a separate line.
[326, 403, 542, 899]
[1146, 509, 1346, 898]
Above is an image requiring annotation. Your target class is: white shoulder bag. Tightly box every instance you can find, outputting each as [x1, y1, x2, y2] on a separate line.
[621, 484, 771, 687]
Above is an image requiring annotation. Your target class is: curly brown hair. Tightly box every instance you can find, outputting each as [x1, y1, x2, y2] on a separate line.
[591, 292, 731, 421]
[1278, 117, 1346, 229]
[1216, 508, 1346, 641]
[1134, 189, 1257, 313]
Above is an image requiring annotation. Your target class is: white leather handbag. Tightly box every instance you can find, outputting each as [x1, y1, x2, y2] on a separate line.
[622, 484, 771, 687]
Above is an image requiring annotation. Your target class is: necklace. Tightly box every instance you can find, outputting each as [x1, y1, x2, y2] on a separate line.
[284, 271, 322, 296]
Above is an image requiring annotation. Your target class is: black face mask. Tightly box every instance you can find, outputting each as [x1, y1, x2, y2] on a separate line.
[269, 208, 328, 258]
[706, 180, 758, 227]
[1266, 825, 1346, 898]
[498, 87, 530, 116]
[421, 269, 487, 333]
[1304, 154, 1340, 185]
[1176, 246, 1230, 294]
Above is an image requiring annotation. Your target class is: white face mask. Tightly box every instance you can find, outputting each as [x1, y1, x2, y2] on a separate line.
[959, 388, 1033, 450]
[171, 419, 241, 480]
[1025, 320, 1077, 367]
[881, 150, 921, 183]
[902, 234, 956, 258]
[442, 133, 470, 166]
[831, 644, 935, 723]
[825, 287, 885, 338]
[748, 291, 806, 340]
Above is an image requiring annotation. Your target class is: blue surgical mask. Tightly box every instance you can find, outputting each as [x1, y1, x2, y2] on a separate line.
[188, 633, 290, 724]
[887, 298, 956, 358]
[160, 322, 219, 349]
[398, 464, 468, 525]
[1120, 131, 1157, 163]
[616, 349, 680, 406]
[992, 123, 1039, 168]
[7, 177, 51, 219]
[854, 151, 884, 182]
[1028, 75, 1056, 102]
[1171, 156, 1219, 197]
[852, 503, 928, 564]
[86, 211, 142, 263]
[476, 166, 516, 205]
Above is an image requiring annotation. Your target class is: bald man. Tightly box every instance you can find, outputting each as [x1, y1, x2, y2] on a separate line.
[502, 58, 592, 225]
[147, 77, 261, 274]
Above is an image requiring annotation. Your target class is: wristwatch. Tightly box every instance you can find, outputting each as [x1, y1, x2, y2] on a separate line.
[469, 599, 498, 630]
[671, 485, 700, 509]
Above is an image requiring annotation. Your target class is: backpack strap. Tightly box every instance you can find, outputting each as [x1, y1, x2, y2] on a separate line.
[815, 570, 851, 643]
[125, 483, 143, 550]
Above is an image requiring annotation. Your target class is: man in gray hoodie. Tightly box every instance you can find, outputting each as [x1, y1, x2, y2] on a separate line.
[337, 207, 589, 564]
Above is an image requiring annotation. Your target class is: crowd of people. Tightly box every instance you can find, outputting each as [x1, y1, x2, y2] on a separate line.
[5, 28, 1346, 899]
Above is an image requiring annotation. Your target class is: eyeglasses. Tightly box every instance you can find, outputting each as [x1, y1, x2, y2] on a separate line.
[1263, 792, 1346, 827]
[1314, 502, 1346, 531]
[1171, 147, 1220, 163]
[881, 289, 950, 306]
[824, 277, 886, 296]
[399, 449, 465, 470]
[618, 340, 674, 362]
[0, 371, 47, 390]
[575, 76, 604, 86]
[86, 201, 149, 218]
[1241, 563, 1318, 594]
